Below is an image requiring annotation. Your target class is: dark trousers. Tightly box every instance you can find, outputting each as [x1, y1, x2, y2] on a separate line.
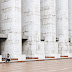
[6, 59, 10, 63]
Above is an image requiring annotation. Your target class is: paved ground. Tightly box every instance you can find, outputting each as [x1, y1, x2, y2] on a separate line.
[0, 59, 72, 72]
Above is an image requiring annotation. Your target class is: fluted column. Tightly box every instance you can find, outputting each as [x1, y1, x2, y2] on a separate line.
[22, 0, 41, 58]
[56, 0, 69, 56]
[41, 0, 58, 58]
[1, 0, 22, 58]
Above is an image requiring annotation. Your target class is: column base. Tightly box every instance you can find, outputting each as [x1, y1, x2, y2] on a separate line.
[26, 57, 38, 59]
[18, 55, 26, 61]
[60, 53, 72, 58]
[67, 53, 72, 58]
[45, 54, 60, 59]
[45, 56, 55, 58]
[60, 56, 68, 57]
[26, 54, 45, 60]
[11, 58, 18, 60]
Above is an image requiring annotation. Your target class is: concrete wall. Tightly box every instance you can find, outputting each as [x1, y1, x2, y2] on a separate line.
[69, 0, 72, 38]
[22, 0, 41, 58]
[69, 0, 72, 56]
[0, 0, 22, 58]
[41, 0, 58, 57]
[56, 0, 69, 56]
[0, 0, 72, 59]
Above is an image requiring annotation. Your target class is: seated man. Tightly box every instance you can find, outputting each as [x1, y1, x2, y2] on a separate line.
[6, 53, 11, 63]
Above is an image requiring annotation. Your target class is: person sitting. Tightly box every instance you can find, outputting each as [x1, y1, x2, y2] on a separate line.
[6, 53, 11, 63]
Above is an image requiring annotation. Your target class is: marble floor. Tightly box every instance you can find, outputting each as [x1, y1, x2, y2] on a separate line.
[0, 59, 72, 72]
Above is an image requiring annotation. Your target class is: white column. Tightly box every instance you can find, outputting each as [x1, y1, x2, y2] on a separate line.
[69, 0, 72, 56]
[1, 0, 22, 58]
[0, 0, 1, 55]
[69, 0, 72, 39]
[41, 0, 58, 57]
[0, 0, 1, 32]
[22, 0, 41, 58]
[56, 0, 69, 56]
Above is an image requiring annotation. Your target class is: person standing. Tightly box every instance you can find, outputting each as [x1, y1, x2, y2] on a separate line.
[6, 53, 11, 63]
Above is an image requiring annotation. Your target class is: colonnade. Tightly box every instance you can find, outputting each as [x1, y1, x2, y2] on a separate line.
[0, 0, 72, 59]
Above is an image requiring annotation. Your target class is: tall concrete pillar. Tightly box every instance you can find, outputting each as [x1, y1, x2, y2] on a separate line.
[0, 0, 1, 55]
[69, 0, 72, 40]
[0, 0, 1, 32]
[0, 0, 22, 59]
[41, 0, 58, 58]
[56, 0, 69, 56]
[69, 0, 72, 56]
[22, 0, 43, 59]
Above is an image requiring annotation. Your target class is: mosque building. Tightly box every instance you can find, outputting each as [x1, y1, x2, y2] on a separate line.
[0, 0, 72, 61]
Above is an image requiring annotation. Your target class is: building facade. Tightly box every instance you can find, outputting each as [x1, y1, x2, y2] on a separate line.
[0, 0, 72, 60]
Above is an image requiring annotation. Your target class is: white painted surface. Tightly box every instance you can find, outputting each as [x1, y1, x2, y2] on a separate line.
[41, 0, 57, 57]
[0, 55, 2, 62]
[56, 0, 69, 56]
[69, 0, 72, 56]
[18, 55, 26, 61]
[0, 0, 71, 59]
[38, 42, 45, 59]
[22, 0, 41, 58]
[69, 0, 72, 38]
[0, 0, 22, 58]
